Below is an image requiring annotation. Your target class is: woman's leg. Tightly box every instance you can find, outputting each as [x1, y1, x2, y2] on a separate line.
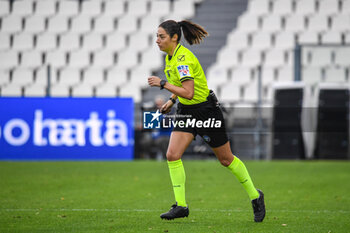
[211, 141, 259, 200]
[166, 131, 194, 207]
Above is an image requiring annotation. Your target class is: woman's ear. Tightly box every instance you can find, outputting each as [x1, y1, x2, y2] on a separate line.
[172, 34, 178, 42]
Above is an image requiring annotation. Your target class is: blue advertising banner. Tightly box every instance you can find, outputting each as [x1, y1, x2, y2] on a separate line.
[0, 98, 134, 160]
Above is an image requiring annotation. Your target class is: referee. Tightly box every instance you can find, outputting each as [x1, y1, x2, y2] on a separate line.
[148, 20, 266, 222]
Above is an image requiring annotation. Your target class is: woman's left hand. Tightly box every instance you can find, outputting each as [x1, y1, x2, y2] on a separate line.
[148, 76, 161, 87]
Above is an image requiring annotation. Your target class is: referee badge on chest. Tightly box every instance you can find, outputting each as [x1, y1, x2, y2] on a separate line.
[177, 65, 191, 78]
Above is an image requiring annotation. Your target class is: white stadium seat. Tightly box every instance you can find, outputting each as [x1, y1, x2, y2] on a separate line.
[140, 48, 163, 70]
[92, 49, 116, 69]
[58, 68, 81, 86]
[107, 67, 128, 86]
[274, 32, 296, 50]
[1, 85, 22, 96]
[58, 0, 79, 17]
[24, 15, 46, 33]
[308, 48, 333, 67]
[50, 85, 70, 97]
[48, 15, 69, 33]
[0, 33, 11, 50]
[140, 15, 162, 33]
[206, 65, 229, 89]
[247, 0, 270, 16]
[149, 0, 171, 17]
[21, 51, 43, 69]
[272, 0, 293, 16]
[216, 47, 240, 68]
[302, 67, 323, 85]
[119, 83, 142, 103]
[117, 15, 138, 34]
[116, 49, 138, 69]
[127, 0, 148, 17]
[230, 68, 254, 85]
[0, 70, 10, 86]
[36, 33, 57, 52]
[307, 15, 329, 32]
[82, 34, 103, 52]
[12, 0, 34, 17]
[298, 31, 319, 44]
[342, 0, 350, 13]
[261, 15, 283, 33]
[81, 0, 102, 17]
[263, 49, 287, 67]
[334, 48, 350, 66]
[1, 15, 23, 33]
[12, 68, 34, 86]
[45, 50, 67, 68]
[220, 83, 241, 102]
[284, 14, 306, 32]
[106, 33, 127, 52]
[295, 0, 316, 15]
[95, 84, 117, 97]
[0, 1, 10, 17]
[237, 13, 260, 32]
[226, 32, 250, 49]
[324, 67, 347, 83]
[59, 33, 81, 52]
[241, 50, 262, 68]
[331, 14, 350, 32]
[0, 51, 18, 69]
[25, 85, 46, 97]
[318, 0, 340, 15]
[172, 0, 196, 19]
[35, 0, 57, 17]
[71, 15, 93, 34]
[321, 31, 342, 44]
[129, 67, 152, 87]
[129, 32, 151, 52]
[94, 16, 115, 34]
[12, 33, 34, 51]
[251, 32, 272, 51]
[83, 68, 105, 85]
[72, 84, 94, 97]
[68, 50, 91, 69]
[277, 66, 294, 82]
[104, 0, 125, 17]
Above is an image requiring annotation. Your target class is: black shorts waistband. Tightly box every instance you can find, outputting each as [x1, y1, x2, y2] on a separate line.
[177, 100, 211, 109]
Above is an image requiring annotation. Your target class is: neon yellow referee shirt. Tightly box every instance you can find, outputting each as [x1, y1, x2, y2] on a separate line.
[164, 43, 210, 105]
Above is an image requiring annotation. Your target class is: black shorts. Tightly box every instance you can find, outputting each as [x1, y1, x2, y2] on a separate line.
[173, 99, 228, 148]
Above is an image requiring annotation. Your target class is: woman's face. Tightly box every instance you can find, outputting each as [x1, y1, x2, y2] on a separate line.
[156, 27, 176, 54]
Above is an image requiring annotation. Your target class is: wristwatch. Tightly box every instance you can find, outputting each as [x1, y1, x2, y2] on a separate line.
[160, 80, 167, 89]
[169, 97, 176, 104]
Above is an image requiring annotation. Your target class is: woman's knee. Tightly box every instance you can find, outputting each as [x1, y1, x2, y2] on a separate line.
[166, 148, 181, 161]
[219, 158, 232, 167]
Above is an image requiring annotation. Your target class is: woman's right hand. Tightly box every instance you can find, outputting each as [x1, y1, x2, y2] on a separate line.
[160, 100, 173, 114]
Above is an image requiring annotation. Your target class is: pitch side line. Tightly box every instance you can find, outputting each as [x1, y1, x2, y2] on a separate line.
[1, 209, 350, 214]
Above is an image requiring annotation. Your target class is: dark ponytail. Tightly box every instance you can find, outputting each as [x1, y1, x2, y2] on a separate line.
[159, 20, 209, 45]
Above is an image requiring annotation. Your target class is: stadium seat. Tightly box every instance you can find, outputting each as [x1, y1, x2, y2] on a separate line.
[81, 0, 102, 17]
[129, 67, 152, 87]
[247, 0, 270, 16]
[82, 33, 103, 52]
[216, 47, 240, 68]
[261, 15, 283, 32]
[241, 49, 262, 67]
[206, 65, 229, 89]
[116, 49, 138, 69]
[0, 70, 10, 86]
[149, 0, 171, 17]
[58, 0, 79, 17]
[21, 50, 43, 69]
[342, 0, 350, 13]
[324, 67, 347, 83]
[92, 49, 116, 69]
[35, 0, 57, 17]
[308, 48, 333, 67]
[302, 67, 323, 85]
[226, 32, 250, 49]
[59, 33, 81, 52]
[331, 14, 350, 32]
[321, 31, 342, 44]
[1, 15, 23, 33]
[117, 15, 138, 34]
[72, 84, 94, 97]
[220, 83, 242, 103]
[82, 68, 105, 86]
[104, 0, 125, 17]
[24, 15, 46, 34]
[13, 33, 34, 51]
[0, 51, 18, 70]
[295, 0, 316, 15]
[172, 0, 196, 19]
[45, 50, 67, 68]
[274, 32, 295, 51]
[1, 85, 22, 96]
[127, 0, 148, 17]
[71, 15, 93, 34]
[140, 15, 162, 33]
[94, 16, 116, 34]
[106, 67, 128, 86]
[58, 68, 81, 86]
[0, 33, 11, 50]
[307, 15, 329, 32]
[140, 48, 163, 70]
[24, 85, 46, 97]
[298, 31, 319, 44]
[0, 1, 10, 17]
[261, 67, 276, 86]
[119, 83, 142, 103]
[36, 33, 57, 52]
[230, 68, 254, 85]
[263, 49, 287, 67]
[345, 32, 350, 43]
[12, 0, 34, 17]
[129, 32, 151, 52]
[35, 66, 55, 86]
[277, 66, 294, 82]
[95, 84, 117, 97]
[47, 15, 69, 34]
[272, 0, 293, 16]
[11, 68, 34, 86]
[251, 32, 273, 51]
[68, 50, 91, 69]
[284, 14, 306, 32]
[334, 48, 350, 66]
[106, 32, 127, 52]
[237, 13, 260, 32]
[50, 85, 70, 97]
[318, 0, 340, 15]
[243, 82, 259, 102]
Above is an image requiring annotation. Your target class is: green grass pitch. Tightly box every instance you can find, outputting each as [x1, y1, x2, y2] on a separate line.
[0, 160, 349, 232]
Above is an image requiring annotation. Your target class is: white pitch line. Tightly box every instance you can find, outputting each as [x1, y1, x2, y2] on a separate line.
[1, 209, 350, 214]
